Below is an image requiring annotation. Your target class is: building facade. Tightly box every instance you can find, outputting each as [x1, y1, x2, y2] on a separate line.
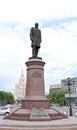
[49, 84, 61, 93]
[61, 77, 77, 94]
[61, 77, 77, 104]
[13, 71, 26, 100]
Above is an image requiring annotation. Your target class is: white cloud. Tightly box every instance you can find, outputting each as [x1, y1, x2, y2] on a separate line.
[0, 0, 77, 23]
[0, 0, 77, 93]
[41, 20, 77, 91]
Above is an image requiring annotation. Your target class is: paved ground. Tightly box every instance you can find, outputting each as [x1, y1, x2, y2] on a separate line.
[51, 106, 77, 116]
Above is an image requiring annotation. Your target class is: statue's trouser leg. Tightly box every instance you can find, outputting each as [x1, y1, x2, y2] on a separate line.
[32, 46, 36, 57]
[36, 46, 39, 57]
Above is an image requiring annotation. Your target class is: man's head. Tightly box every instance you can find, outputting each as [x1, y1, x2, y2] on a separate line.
[35, 23, 39, 28]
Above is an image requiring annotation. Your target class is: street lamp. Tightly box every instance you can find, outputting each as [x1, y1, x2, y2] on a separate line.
[63, 77, 74, 116]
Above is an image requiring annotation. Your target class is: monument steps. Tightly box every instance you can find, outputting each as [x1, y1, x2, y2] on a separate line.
[8, 116, 29, 121]
[4, 112, 30, 121]
[4, 109, 67, 121]
[49, 113, 67, 119]
[0, 124, 77, 130]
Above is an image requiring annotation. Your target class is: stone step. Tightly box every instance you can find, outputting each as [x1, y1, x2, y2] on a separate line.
[12, 113, 30, 118]
[0, 124, 77, 130]
[7, 115, 64, 121]
[8, 116, 29, 121]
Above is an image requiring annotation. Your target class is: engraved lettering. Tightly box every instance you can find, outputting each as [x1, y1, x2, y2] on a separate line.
[32, 71, 41, 77]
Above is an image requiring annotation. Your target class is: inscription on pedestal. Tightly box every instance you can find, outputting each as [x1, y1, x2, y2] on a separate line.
[32, 71, 41, 77]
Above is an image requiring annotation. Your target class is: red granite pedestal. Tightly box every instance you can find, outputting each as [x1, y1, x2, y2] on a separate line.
[21, 57, 49, 109]
[4, 57, 67, 121]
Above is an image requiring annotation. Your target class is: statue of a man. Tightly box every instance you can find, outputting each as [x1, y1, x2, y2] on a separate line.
[30, 23, 42, 57]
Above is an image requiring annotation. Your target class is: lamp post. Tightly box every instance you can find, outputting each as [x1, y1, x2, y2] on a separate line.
[63, 77, 74, 116]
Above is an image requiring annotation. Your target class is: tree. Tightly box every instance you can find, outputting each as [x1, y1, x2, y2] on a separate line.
[0, 91, 15, 104]
[47, 90, 68, 105]
[47, 92, 57, 104]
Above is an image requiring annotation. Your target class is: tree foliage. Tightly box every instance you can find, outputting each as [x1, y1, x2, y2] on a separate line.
[0, 91, 15, 104]
[47, 90, 68, 104]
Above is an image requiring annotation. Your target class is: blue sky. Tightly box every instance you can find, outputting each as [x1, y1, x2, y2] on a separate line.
[0, 0, 77, 93]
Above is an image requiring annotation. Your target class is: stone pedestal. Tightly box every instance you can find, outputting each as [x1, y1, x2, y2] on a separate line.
[4, 57, 67, 121]
[21, 57, 49, 109]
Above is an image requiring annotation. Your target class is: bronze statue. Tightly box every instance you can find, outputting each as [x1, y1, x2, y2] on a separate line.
[30, 23, 42, 57]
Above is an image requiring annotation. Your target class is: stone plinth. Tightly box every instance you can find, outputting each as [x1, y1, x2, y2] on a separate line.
[21, 57, 49, 109]
[4, 57, 68, 121]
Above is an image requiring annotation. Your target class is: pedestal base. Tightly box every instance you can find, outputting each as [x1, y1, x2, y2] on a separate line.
[21, 96, 49, 109]
[4, 107, 68, 121]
